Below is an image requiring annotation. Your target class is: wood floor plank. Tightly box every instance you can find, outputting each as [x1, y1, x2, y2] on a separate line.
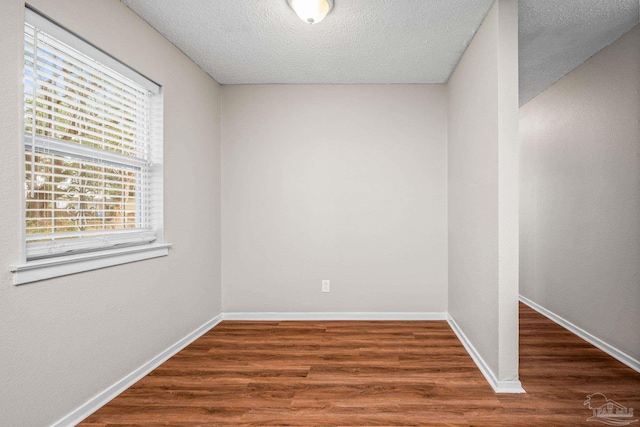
[80, 304, 640, 426]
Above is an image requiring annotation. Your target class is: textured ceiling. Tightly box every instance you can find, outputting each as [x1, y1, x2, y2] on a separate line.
[121, 0, 639, 104]
[121, 0, 494, 84]
[519, 0, 638, 105]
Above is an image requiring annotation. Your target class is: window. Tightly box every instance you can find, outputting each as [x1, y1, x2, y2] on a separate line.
[11, 8, 168, 285]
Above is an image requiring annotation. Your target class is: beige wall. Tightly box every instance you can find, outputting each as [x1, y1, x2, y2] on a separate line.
[0, 1, 222, 425]
[447, 0, 520, 385]
[221, 85, 448, 313]
[520, 24, 640, 362]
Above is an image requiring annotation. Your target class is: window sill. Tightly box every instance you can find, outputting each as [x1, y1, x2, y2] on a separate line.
[10, 243, 171, 285]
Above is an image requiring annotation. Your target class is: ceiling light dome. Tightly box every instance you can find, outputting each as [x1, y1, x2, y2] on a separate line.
[287, 0, 333, 24]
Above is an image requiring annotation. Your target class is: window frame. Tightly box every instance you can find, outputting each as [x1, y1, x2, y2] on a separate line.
[11, 7, 170, 285]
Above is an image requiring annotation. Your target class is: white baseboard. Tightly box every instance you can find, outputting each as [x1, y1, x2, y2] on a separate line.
[519, 295, 640, 374]
[223, 312, 448, 321]
[447, 315, 525, 394]
[50, 313, 224, 427]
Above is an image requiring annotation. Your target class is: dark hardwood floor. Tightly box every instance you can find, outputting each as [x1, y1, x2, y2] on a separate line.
[81, 303, 640, 426]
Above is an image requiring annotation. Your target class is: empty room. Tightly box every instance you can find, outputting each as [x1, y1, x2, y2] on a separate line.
[0, 0, 638, 425]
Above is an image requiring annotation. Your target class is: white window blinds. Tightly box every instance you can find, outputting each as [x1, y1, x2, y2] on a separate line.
[23, 8, 162, 260]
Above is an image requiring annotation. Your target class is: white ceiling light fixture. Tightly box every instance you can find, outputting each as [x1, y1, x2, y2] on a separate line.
[287, 0, 333, 24]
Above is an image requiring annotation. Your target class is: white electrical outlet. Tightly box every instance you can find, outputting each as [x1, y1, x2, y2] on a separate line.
[322, 280, 330, 292]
